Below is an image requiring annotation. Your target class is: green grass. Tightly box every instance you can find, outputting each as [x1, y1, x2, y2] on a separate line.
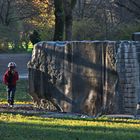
[0, 80, 140, 140]
[0, 42, 33, 53]
[0, 114, 140, 140]
[0, 79, 32, 103]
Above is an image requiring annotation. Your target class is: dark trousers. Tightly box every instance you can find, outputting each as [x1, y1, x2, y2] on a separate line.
[7, 86, 16, 105]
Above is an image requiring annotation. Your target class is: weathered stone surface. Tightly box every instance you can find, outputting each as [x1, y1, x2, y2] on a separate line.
[27, 41, 119, 116]
[132, 32, 140, 41]
[116, 41, 140, 114]
[28, 41, 140, 116]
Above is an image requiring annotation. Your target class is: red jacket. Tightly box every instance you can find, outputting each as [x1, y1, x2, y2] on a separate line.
[3, 69, 19, 86]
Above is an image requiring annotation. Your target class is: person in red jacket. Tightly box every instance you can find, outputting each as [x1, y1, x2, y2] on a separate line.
[3, 62, 19, 107]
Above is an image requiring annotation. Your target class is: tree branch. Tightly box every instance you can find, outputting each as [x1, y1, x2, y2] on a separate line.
[5, 0, 11, 26]
[9, 12, 40, 22]
[0, 0, 4, 24]
[129, 0, 140, 10]
[115, 1, 140, 17]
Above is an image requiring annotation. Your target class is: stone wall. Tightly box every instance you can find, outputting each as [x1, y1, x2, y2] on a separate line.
[28, 41, 140, 116]
[116, 41, 140, 114]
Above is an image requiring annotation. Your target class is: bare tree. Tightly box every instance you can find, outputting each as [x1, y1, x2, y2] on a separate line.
[0, 0, 54, 49]
[0, 0, 40, 26]
[73, 0, 119, 39]
[53, 0, 77, 41]
[53, 0, 64, 41]
[115, 0, 140, 20]
[63, 0, 77, 40]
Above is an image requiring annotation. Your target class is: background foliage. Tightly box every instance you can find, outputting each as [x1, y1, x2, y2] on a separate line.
[0, 0, 140, 51]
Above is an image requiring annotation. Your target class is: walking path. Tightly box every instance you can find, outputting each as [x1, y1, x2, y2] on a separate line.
[0, 103, 140, 119]
[0, 53, 31, 80]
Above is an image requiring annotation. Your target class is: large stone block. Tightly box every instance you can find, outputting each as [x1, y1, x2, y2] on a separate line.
[28, 41, 140, 115]
[28, 41, 120, 116]
[132, 32, 140, 41]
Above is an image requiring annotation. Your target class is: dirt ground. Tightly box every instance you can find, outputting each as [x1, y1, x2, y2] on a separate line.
[0, 103, 140, 119]
[0, 103, 95, 118]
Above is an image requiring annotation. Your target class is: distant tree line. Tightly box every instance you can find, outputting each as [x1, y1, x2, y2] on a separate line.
[73, 0, 140, 40]
[0, 0, 53, 51]
[0, 0, 140, 51]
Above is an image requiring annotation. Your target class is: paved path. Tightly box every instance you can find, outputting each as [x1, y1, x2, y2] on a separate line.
[0, 53, 31, 80]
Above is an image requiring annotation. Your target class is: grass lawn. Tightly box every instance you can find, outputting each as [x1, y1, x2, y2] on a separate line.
[0, 114, 140, 140]
[0, 79, 140, 140]
[0, 79, 32, 103]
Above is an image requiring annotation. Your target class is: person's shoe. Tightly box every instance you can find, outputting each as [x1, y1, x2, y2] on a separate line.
[8, 100, 12, 106]
[9, 105, 14, 108]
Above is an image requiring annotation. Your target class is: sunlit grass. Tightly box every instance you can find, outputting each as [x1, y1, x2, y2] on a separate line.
[0, 80, 140, 140]
[0, 42, 33, 53]
[27, 41, 33, 52]
[0, 113, 140, 140]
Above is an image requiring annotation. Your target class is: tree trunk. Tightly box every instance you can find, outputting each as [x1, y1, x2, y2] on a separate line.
[63, 0, 73, 41]
[53, 0, 64, 41]
[63, 0, 76, 41]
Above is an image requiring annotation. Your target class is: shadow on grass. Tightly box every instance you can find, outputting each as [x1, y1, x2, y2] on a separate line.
[0, 119, 140, 140]
[1, 110, 140, 125]
[28, 114, 140, 125]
